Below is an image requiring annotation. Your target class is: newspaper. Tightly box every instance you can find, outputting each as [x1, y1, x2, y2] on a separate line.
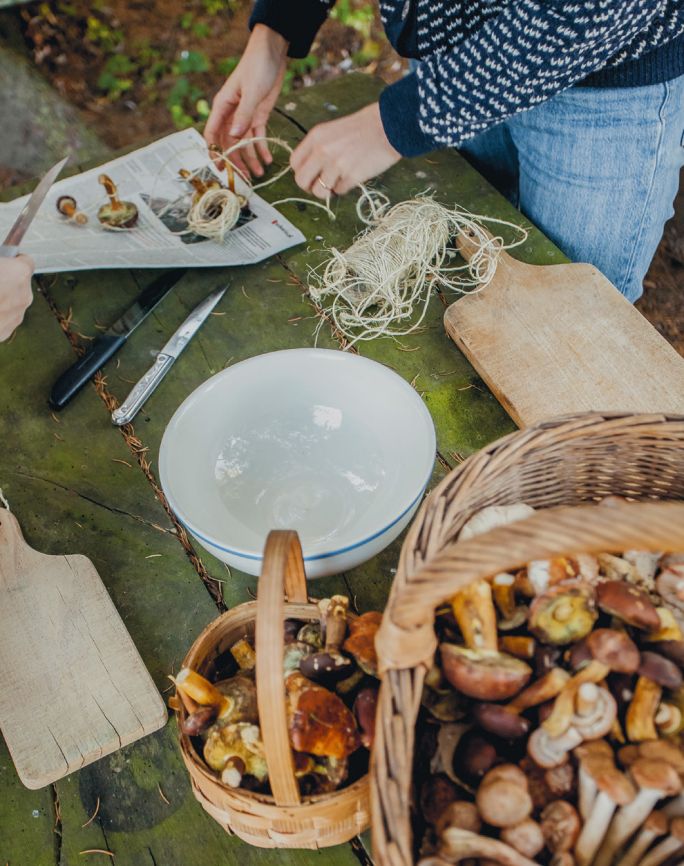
[0, 129, 305, 273]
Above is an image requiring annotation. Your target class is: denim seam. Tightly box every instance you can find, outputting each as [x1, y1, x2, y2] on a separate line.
[621, 82, 670, 290]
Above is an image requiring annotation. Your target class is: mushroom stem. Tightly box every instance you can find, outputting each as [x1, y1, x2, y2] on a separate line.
[439, 827, 538, 866]
[176, 668, 230, 714]
[637, 823, 684, 866]
[98, 173, 123, 210]
[543, 661, 610, 738]
[574, 790, 621, 866]
[626, 678, 662, 742]
[493, 573, 517, 618]
[508, 667, 570, 714]
[620, 811, 668, 866]
[451, 581, 498, 652]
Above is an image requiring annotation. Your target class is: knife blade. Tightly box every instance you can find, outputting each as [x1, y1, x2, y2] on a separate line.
[111, 286, 226, 426]
[49, 268, 187, 411]
[0, 156, 69, 257]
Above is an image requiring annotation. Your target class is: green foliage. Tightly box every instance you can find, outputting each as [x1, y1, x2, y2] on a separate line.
[330, 0, 375, 39]
[282, 54, 319, 93]
[97, 53, 136, 99]
[85, 14, 124, 52]
[172, 49, 211, 75]
[201, 0, 237, 15]
[217, 56, 239, 76]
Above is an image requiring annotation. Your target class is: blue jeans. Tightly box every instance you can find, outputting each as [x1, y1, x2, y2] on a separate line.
[459, 78, 684, 302]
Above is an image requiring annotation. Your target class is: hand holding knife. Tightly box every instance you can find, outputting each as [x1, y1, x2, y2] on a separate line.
[111, 287, 226, 426]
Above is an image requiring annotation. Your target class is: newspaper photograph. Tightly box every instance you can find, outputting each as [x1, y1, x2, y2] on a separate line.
[0, 129, 306, 273]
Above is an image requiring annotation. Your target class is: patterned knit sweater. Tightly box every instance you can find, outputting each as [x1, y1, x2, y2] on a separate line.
[250, 1, 684, 156]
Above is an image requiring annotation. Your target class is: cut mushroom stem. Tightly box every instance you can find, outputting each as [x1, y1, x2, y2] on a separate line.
[620, 810, 668, 866]
[230, 638, 256, 671]
[451, 580, 498, 652]
[637, 817, 684, 866]
[542, 660, 610, 738]
[593, 758, 682, 866]
[439, 827, 538, 866]
[626, 677, 663, 742]
[176, 668, 230, 715]
[508, 667, 570, 714]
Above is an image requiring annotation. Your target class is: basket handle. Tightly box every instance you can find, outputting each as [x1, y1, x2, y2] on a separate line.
[255, 529, 308, 806]
[377, 500, 684, 672]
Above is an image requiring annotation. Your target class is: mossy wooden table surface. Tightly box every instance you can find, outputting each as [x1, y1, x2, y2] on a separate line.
[0, 74, 564, 865]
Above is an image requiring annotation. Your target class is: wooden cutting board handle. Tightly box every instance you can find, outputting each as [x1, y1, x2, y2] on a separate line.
[455, 225, 518, 271]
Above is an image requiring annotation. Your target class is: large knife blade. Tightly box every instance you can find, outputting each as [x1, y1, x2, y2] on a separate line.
[111, 286, 226, 426]
[0, 156, 69, 257]
[49, 269, 187, 411]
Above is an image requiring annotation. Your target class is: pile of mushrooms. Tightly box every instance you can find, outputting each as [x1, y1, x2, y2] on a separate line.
[417, 500, 684, 866]
[173, 595, 381, 796]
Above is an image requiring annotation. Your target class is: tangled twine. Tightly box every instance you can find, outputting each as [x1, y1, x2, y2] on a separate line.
[308, 193, 529, 346]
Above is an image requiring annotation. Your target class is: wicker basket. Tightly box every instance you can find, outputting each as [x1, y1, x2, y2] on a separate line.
[175, 530, 370, 849]
[372, 412, 684, 866]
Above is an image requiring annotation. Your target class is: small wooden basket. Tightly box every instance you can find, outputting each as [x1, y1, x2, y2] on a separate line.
[175, 530, 370, 849]
[371, 412, 684, 866]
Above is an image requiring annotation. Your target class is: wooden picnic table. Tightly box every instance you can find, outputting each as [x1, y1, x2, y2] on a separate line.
[0, 74, 565, 865]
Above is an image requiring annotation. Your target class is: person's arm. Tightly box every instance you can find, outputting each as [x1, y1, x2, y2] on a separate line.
[249, 0, 335, 58]
[0, 255, 34, 342]
[380, 0, 660, 157]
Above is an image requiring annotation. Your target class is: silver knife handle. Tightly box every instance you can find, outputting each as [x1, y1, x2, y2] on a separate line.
[0, 244, 19, 258]
[112, 353, 175, 426]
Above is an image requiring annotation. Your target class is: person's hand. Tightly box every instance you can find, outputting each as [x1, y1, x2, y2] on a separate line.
[290, 102, 401, 197]
[204, 24, 288, 179]
[0, 254, 34, 341]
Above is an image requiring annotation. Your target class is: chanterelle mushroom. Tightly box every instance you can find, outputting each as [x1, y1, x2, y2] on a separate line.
[441, 580, 531, 701]
[593, 757, 682, 866]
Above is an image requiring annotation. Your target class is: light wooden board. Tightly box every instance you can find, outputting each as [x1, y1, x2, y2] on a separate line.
[445, 244, 684, 427]
[0, 508, 166, 789]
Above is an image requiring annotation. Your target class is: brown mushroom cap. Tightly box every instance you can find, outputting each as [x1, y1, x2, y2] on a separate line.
[481, 763, 528, 788]
[637, 740, 684, 776]
[596, 580, 660, 631]
[476, 776, 533, 828]
[434, 800, 482, 836]
[540, 800, 581, 852]
[630, 758, 682, 796]
[420, 773, 459, 826]
[586, 628, 641, 673]
[501, 819, 545, 859]
[440, 645, 532, 701]
[643, 809, 669, 835]
[529, 583, 597, 645]
[472, 703, 531, 739]
[656, 640, 684, 669]
[638, 651, 684, 689]
[342, 610, 381, 676]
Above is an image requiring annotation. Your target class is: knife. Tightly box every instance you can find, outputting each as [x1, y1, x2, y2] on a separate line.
[49, 268, 187, 411]
[0, 156, 69, 257]
[111, 286, 226, 426]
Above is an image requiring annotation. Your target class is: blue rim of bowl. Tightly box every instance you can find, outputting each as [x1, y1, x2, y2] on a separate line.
[159, 348, 437, 563]
[171, 472, 432, 562]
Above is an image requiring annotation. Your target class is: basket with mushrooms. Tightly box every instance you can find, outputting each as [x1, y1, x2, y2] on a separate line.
[374, 497, 684, 866]
[371, 413, 684, 866]
[171, 530, 380, 849]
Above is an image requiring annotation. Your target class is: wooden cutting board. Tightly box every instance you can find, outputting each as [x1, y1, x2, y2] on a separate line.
[445, 232, 684, 427]
[0, 509, 167, 788]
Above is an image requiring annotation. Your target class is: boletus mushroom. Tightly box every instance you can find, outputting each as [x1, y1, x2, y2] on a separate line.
[285, 671, 360, 760]
[626, 652, 683, 741]
[596, 580, 660, 631]
[529, 582, 598, 646]
[56, 195, 88, 225]
[440, 580, 532, 701]
[175, 667, 257, 729]
[300, 595, 355, 685]
[343, 610, 382, 677]
[203, 721, 268, 787]
[97, 174, 139, 229]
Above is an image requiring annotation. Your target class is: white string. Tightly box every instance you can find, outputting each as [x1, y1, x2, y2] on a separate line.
[0, 487, 10, 511]
[308, 193, 528, 347]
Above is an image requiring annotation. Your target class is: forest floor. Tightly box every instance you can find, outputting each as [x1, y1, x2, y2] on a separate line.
[1, 0, 682, 354]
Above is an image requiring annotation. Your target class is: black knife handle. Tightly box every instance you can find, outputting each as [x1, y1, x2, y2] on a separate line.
[49, 333, 128, 410]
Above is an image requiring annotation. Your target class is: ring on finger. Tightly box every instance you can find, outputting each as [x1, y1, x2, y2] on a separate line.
[316, 177, 330, 190]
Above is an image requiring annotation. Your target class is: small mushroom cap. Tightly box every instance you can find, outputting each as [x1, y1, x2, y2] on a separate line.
[181, 704, 218, 736]
[656, 640, 684, 668]
[638, 651, 684, 689]
[56, 195, 76, 214]
[343, 611, 381, 676]
[540, 800, 581, 852]
[643, 810, 669, 835]
[452, 731, 498, 783]
[575, 739, 615, 762]
[593, 766, 636, 805]
[97, 200, 139, 229]
[529, 583, 597, 645]
[476, 776, 533, 828]
[501, 819, 545, 859]
[471, 703, 531, 739]
[286, 672, 361, 759]
[630, 758, 682, 796]
[586, 628, 641, 673]
[637, 740, 684, 776]
[596, 580, 661, 631]
[299, 650, 355, 683]
[618, 744, 641, 767]
[481, 763, 528, 788]
[670, 815, 684, 841]
[440, 645, 532, 701]
[419, 773, 459, 826]
[434, 800, 482, 836]
[353, 687, 378, 749]
[527, 726, 582, 769]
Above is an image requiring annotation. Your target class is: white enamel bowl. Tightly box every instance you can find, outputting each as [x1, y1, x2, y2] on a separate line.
[159, 348, 436, 578]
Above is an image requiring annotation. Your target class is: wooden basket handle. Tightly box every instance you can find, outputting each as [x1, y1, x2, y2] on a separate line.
[255, 529, 309, 806]
[377, 500, 684, 673]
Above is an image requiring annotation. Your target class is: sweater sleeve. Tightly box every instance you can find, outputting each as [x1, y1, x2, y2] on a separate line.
[379, 0, 661, 156]
[249, 0, 335, 58]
